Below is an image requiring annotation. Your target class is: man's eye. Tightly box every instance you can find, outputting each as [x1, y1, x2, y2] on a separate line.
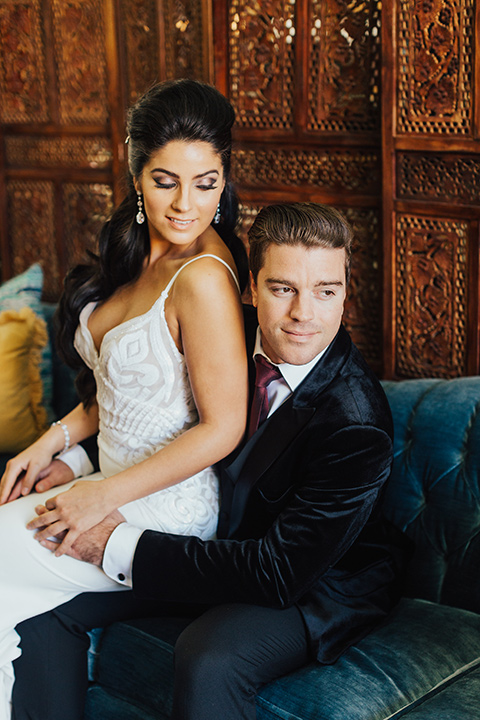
[272, 287, 292, 294]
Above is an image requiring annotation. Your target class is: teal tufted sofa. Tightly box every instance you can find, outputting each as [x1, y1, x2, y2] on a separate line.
[84, 377, 480, 720]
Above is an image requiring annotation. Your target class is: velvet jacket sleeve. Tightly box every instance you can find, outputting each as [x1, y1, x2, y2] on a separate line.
[131, 420, 393, 608]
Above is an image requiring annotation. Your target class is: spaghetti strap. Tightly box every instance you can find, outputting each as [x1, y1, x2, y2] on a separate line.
[164, 254, 241, 296]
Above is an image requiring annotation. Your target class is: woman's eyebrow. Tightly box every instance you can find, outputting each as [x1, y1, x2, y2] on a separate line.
[149, 168, 219, 179]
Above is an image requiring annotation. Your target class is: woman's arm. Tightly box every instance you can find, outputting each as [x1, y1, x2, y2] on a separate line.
[0, 401, 99, 504]
[30, 259, 249, 554]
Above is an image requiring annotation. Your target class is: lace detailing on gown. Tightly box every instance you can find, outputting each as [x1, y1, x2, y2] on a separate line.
[74, 254, 240, 538]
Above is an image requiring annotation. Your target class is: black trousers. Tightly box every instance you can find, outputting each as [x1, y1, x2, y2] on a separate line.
[12, 591, 309, 720]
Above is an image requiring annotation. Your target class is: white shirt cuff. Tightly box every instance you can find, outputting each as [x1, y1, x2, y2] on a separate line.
[58, 444, 94, 478]
[102, 523, 144, 587]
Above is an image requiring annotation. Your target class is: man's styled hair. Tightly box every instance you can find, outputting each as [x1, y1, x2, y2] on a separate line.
[248, 203, 353, 284]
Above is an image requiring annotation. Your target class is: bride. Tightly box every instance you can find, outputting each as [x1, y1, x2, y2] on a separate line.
[0, 79, 248, 718]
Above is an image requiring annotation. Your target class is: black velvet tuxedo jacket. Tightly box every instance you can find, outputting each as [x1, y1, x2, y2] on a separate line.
[133, 306, 409, 664]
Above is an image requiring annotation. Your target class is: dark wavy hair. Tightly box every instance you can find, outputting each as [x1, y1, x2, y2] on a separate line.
[56, 79, 248, 406]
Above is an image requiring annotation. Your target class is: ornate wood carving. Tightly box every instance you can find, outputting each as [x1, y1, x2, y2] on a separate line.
[0, 0, 49, 123]
[232, 148, 380, 194]
[397, 152, 480, 205]
[163, 0, 208, 80]
[308, 0, 381, 133]
[397, 0, 473, 135]
[119, 0, 159, 105]
[51, 0, 108, 125]
[6, 180, 59, 299]
[342, 207, 382, 370]
[395, 215, 469, 378]
[4, 136, 112, 169]
[62, 182, 114, 270]
[228, 0, 295, 130]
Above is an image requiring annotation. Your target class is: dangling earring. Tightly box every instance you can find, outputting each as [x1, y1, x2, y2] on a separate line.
[213, 202, 221, 224]
[136, 192, 145, 224]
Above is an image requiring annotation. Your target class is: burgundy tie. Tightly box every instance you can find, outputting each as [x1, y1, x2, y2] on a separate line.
[248, 355, 282, 438]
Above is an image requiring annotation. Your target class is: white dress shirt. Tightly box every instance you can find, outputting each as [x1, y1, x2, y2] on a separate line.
[57, 443, 94, 478]
[103, 329, 329, 586]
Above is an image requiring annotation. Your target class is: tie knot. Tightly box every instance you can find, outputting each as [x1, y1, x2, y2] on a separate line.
[254, 355, 282, 389]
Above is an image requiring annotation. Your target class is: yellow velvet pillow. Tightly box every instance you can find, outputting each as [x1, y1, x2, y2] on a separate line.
[0, 307, 49, 454]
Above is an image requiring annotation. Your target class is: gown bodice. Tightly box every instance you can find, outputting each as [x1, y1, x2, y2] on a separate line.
[74, 254, 240, 477]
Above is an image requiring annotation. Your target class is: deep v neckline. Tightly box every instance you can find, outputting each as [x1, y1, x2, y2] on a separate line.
[80, 253, 241, 357]
[81, 289, 170, 358]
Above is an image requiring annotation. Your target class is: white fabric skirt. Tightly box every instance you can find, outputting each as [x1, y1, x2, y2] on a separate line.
[0, 467, 219, 719]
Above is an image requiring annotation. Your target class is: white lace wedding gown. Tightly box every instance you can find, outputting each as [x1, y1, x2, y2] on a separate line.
[0, 254, 238, 718]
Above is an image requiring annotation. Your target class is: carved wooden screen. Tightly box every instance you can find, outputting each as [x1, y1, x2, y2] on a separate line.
[213, 0, 385, 373]
[382, 0, 480, 378]
[0, 0, 211, 301]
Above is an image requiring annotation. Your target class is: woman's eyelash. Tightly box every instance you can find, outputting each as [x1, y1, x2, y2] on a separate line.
[152, 180, 218, 190]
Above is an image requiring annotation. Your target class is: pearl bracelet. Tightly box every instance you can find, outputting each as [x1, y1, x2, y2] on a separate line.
[51, 420, 70, 455]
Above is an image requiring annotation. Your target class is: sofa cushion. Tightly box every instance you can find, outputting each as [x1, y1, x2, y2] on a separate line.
[381, 378, 480, 615]
[0, 307, 49, 454]
[0, 264, 54, 421]
[87, 598, 480, 720]
[391, 664, 480, 719]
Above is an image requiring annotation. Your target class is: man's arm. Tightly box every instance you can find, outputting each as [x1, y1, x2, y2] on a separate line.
[39, 424, 391, 605]
[132, 424, 392, 607]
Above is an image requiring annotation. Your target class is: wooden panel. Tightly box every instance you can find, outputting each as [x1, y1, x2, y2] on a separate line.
[228, 0, 296, 131]
[51, 0, 109, 125]
[342, 207, 382, 371]
[63, 182, 114, 269]
[382, 0, 479, 378]
[161, 0, 212, 82]
[396, 0, 474, 136]
[233, 147, 380, 196]
[0, 0, 49, 123]
[308, 0, 382, 133]
[395, 214, 469, 377]
[5, 179, 59, 299]
[4, 136, 112, 169]
[397, 152, 480, 205]
[119, 0, 160, 105]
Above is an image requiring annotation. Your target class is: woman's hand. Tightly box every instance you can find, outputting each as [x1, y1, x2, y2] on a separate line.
[0, 442, 57, 505]
[27, 480, 113, 556]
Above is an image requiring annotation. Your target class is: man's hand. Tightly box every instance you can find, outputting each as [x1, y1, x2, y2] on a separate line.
[35, 508, 125, 566]
[34, 459, 75, 493]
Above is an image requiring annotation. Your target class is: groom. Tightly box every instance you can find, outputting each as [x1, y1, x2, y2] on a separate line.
[13, 203, 409, 720]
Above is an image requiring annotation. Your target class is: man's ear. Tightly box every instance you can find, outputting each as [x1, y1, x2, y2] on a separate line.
[250, 271, 258, 308]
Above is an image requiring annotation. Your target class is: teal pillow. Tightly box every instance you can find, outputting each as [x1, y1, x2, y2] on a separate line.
[0, 264, 54, 421]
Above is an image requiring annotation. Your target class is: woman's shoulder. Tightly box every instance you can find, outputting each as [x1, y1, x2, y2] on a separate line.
[173, 251, 240, 296]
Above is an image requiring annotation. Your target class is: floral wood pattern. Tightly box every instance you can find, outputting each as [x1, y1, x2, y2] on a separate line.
[229, 0, 296, 130]
[163, 0, 207, 80]
[6, 180, 60, 300]
[120, 0, 160, 105]
[232, 148, 380, 194]
[51, 0, 108, 124]
[4, 136, 112, 169]
[397, 0, 473, 135]
[397, 152, 480, 205]
[0, 0, 49, 123]
[396, 215, 468, 377]
[308, 0, 381, 132]
[63, 183, 114, 272]
[342, 207, 382, 370]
